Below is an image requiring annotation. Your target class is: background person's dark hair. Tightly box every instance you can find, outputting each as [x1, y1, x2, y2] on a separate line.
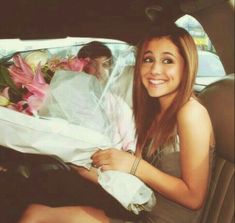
[77, 41, 112, 59]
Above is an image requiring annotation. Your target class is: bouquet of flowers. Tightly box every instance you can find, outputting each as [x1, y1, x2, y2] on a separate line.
[0, 51, 88, 115]
[0, 48, 156, 214]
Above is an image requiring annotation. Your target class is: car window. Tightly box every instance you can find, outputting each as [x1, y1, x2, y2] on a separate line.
[0, 38, 133, 61]
[176, 15, 226, 84]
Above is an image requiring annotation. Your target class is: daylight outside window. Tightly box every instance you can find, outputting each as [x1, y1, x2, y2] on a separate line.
[176, 15, 226, 87]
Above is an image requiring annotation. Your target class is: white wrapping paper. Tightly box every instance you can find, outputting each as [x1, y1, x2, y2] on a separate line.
[0, 106, 111, 167]
[98, 170, 156, 214]
[0, 70, 156, 214]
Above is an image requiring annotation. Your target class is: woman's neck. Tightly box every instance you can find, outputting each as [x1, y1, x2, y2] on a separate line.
[158, 91, 177, 113]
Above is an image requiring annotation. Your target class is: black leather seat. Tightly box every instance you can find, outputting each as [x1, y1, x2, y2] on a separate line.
[198, 74, 234, 223]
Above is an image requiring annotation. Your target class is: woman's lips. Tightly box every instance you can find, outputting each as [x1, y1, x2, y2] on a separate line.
[148, 79, 166, 85]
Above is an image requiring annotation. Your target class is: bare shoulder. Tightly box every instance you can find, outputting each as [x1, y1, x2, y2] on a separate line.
[177, 98, 210, 125]
[177, 98, 215, 148]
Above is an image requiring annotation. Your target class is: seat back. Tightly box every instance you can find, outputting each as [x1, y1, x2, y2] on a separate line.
[198, 74, 234, 223]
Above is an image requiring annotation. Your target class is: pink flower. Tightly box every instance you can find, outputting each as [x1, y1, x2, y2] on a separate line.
[8, 54, 49, 114]
[67, 57, 88, 72]
[5, 54, 88, 116]
[24, 66, 49, 114]
[14, 100, 33, 115]
[8, 54, 34, 87]
[25, 64, 48, 97]
[23, 95, 43, 115]
[52, 57, 88, 72]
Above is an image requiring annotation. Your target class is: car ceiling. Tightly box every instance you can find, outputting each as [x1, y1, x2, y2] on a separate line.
[0, 0, 183, 43]
[0, 0, 233, 73]
[0, 0, 230, 44]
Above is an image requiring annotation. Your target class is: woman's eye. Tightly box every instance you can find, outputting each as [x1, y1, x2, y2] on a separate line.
[143, 57, 154, 63]
[162, 59, 173, 64]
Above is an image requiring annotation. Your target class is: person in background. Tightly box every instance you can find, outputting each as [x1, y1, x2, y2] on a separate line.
[19, 23, 215, 223]
[15, 40, 138, 223]
[77, 41, 113, 85]
[73, 41, 136, 183]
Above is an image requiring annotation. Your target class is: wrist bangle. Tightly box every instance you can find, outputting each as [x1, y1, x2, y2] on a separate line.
[130, 157, 141, 175]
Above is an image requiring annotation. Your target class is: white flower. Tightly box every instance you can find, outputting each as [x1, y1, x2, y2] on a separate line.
[25, 51, 49, 71]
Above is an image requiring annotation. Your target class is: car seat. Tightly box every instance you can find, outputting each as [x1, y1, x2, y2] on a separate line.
[198, 74, 234, 223]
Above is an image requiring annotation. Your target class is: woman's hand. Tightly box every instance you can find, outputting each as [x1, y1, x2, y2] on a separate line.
[91, 148, 136, 173]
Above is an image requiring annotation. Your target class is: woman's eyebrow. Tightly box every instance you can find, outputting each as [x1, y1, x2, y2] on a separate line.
[162, 52, 176, 58]
[143, 50, 152, 55]
[143, 51, 176, 58]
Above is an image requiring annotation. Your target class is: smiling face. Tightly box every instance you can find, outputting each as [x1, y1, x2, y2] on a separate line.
[140, 37, 185, 103]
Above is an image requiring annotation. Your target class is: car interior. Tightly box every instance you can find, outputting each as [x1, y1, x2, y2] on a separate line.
[0, 0, 234, 223]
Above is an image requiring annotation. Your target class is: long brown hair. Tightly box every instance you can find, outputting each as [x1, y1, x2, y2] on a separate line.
[133, 23, 198, 156]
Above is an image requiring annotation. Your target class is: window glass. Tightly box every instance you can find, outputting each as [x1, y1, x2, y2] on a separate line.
[0, 38, 133, 61]
[176, 15, 225, 81]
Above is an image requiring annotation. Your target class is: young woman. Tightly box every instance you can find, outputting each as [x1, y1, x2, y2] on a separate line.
[19, 23, 215, 223]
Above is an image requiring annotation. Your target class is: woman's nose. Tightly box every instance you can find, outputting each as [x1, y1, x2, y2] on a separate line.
[151, 62, 161, 75]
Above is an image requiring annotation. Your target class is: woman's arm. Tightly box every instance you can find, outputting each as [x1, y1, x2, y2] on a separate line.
[92, 100, 213, 210]
[137, 100, 212, 209]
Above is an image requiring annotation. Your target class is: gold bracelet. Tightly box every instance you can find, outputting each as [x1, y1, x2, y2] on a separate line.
[130, 157, 141, 175]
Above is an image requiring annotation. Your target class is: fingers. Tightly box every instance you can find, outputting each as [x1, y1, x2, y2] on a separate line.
[92, 158, 110, 168]
[92, 148, 114, 156]
[91, 148, 135, 173]
[92, 148, 114, 162]
[91, 148, 116, 170]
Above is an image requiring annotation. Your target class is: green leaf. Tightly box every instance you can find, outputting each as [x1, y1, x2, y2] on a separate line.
[0, 65, 21, 95]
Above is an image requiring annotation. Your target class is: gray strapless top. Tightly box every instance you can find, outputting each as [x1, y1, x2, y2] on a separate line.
[110, 137, 215, 223]
[140, 137, 215, 223]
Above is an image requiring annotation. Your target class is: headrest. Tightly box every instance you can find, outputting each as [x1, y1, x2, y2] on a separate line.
[198, 74, 234, 163]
